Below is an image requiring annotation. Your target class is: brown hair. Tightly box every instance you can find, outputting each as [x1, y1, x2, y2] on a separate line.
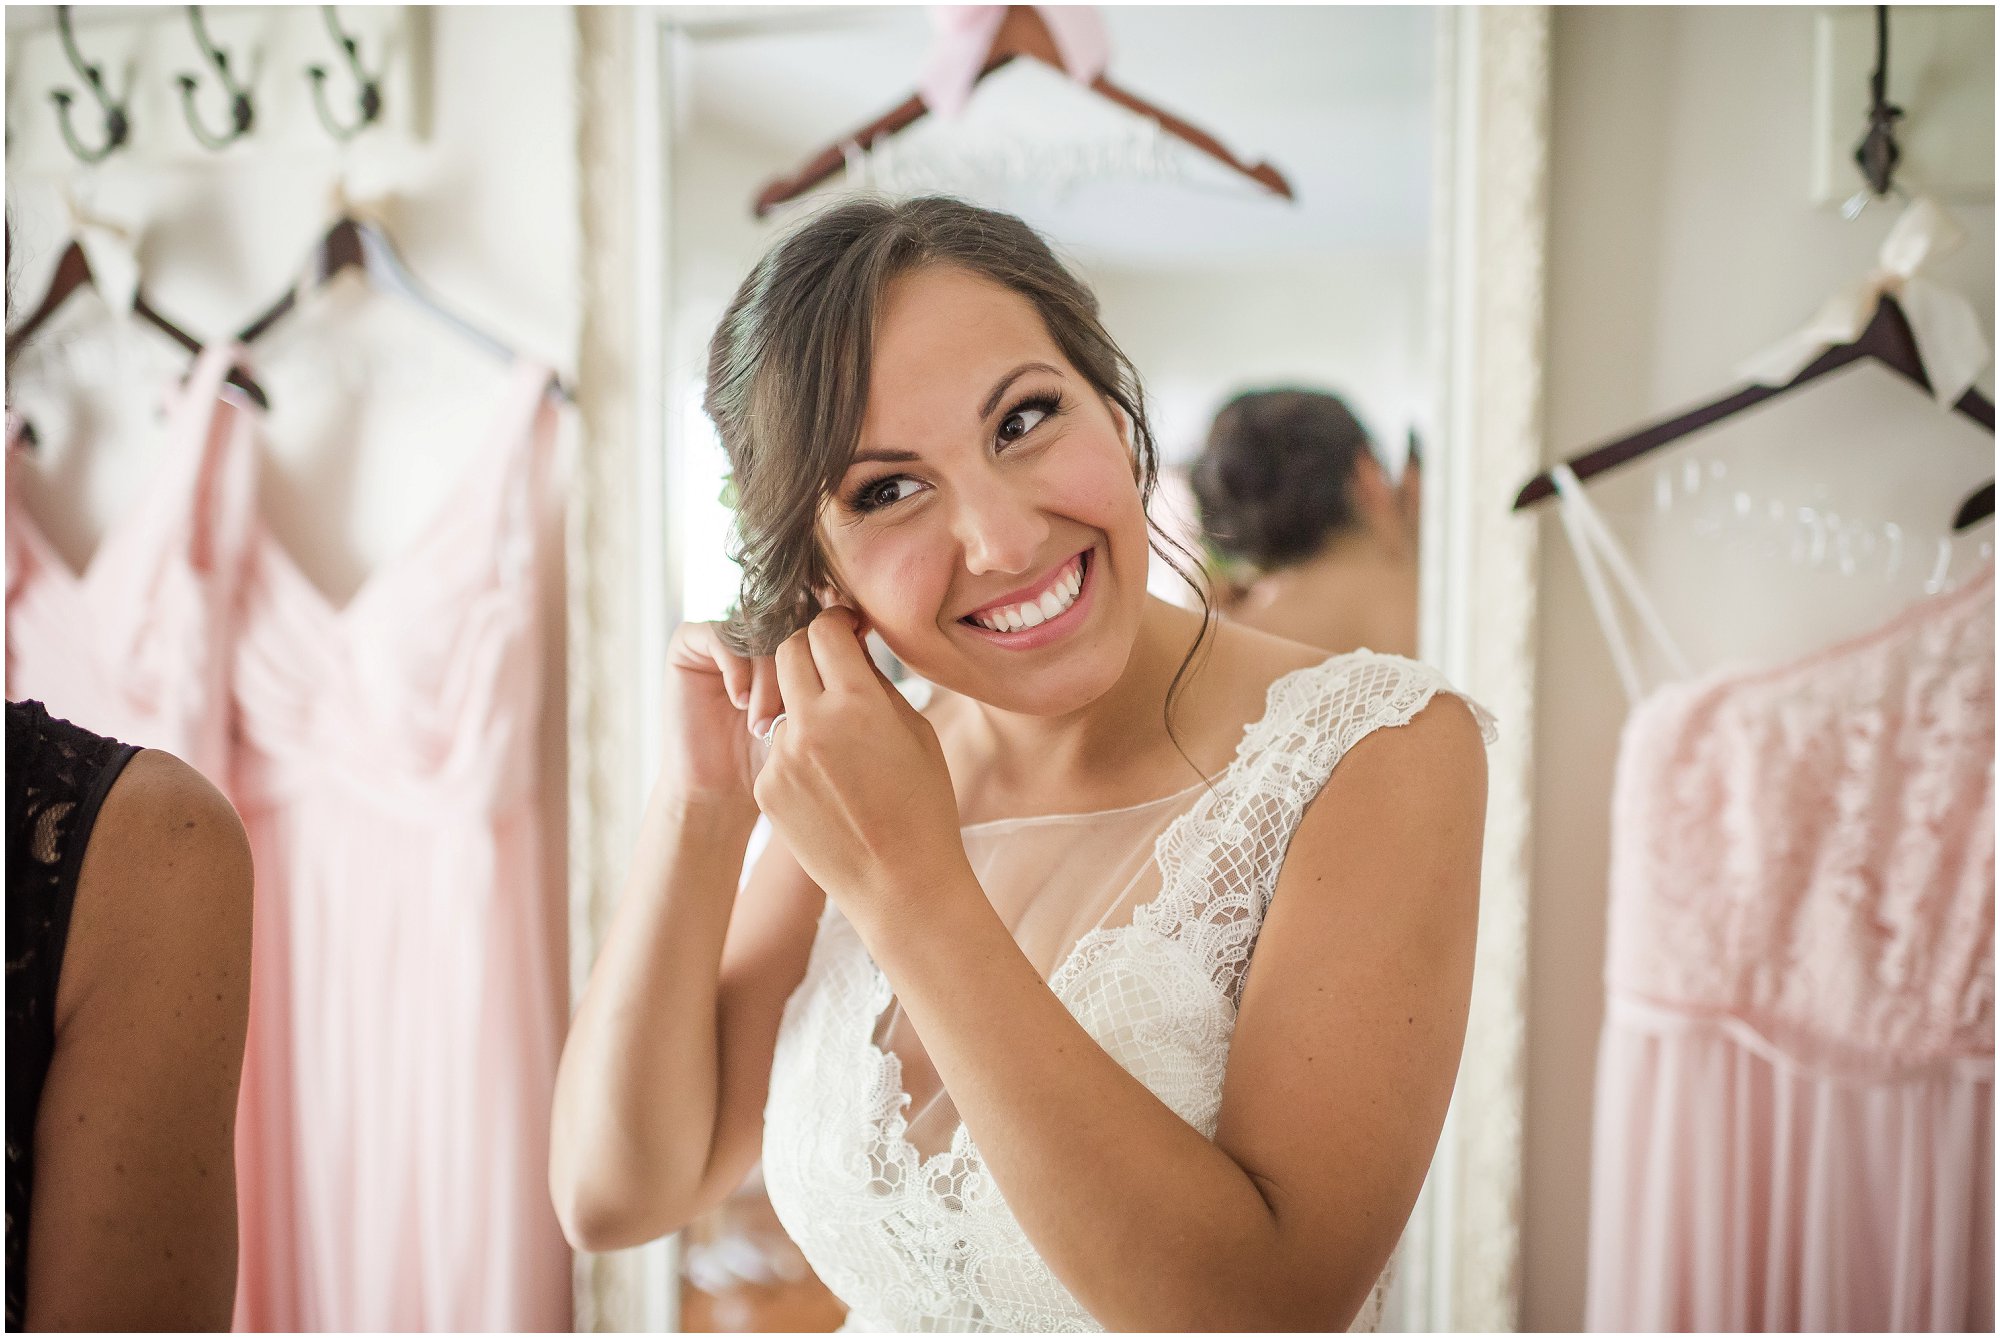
[1191, 388, 1376, 570]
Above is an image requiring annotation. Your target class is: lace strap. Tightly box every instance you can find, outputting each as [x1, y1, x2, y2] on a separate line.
[1140, 654, 1497, 1007]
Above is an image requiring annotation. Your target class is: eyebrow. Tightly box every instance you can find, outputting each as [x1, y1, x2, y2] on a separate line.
[980, 361, 1061, 418]
[845, 361, 1065, 469]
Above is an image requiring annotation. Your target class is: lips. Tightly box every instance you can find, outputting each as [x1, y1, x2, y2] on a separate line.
[961, 551, 1088, 633]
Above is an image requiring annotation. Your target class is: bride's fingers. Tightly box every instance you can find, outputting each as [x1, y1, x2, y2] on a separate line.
[713, 648, 753, 710]
[746, 657, 783, 737]
[806, 609, 878, 695]
[773, 629, 825, 717]
[672, 623, 753, 709]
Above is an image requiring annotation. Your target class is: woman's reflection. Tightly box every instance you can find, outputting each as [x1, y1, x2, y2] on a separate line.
[1191, 390, 1420, 658]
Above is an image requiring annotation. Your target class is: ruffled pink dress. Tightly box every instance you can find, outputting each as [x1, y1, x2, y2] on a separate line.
[6, 343, 257, 786]
[228, 358, 572, 1332]
[1552, 466, 1994, 1331]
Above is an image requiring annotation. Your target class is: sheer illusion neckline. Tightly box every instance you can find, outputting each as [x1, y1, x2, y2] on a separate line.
[957, 777, 1208, 834]
[945, 658, 1336, 834]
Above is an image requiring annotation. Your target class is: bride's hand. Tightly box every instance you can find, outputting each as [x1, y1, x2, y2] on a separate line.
[751, 607, 968, 909]
[659, 621, 782, 819]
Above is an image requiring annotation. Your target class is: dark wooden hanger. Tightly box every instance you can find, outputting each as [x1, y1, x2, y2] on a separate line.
[1952, 481, 1991, 530]
[751, 6, 1295, 218]
[237, 213, 573, 403]
[1514, 294, 1996, 522]
[5, 238, 270, 411]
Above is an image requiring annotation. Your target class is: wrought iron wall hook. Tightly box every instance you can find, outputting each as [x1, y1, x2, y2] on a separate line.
[49, 5, 130, 164]
[176, 6, 254, 150]
[305, 6, 382, 142]
[1854, 5, 1905, 197]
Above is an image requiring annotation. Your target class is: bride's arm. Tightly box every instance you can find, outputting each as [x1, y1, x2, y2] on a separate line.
[847, 695, 1487, 1330]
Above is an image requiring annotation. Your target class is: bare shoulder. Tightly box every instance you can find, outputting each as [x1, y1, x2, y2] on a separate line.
[1182, 614, 1358, 741]
[1286, 684, 1489, 915]
[86, 748, 248, 861]
[30, 749, 252, 1329]
[58, 749, 254, 1026]
[1340, 684, 1490, 783]
[1208, 614, 1486, 761]
[1200, 612, 1332, 684]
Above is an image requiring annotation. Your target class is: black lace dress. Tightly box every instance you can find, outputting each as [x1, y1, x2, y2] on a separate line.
[6, 701, 140, 1330]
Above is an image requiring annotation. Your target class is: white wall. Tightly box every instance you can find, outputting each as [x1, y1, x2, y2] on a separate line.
[1525, 8, 1994, 1329]
[1088, 257, 1430, 470]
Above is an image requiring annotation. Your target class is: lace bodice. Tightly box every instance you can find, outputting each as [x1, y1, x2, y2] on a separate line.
[1608, 561, 1994, 1066]
[761, 653, 1497, 1331]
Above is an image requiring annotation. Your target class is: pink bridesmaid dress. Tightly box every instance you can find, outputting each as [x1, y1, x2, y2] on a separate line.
[228, 358, 572, 1332]
[6, 342, 258, 786]
[1553, 467, 1994, 1331]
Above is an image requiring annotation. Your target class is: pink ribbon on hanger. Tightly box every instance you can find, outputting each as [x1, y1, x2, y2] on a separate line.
[917, 6, 1110, 119]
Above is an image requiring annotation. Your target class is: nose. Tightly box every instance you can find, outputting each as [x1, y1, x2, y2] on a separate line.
[952, 477, 1050, 578]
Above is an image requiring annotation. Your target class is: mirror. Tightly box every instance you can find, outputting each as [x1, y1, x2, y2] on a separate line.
[654, 6, 1442, 1329]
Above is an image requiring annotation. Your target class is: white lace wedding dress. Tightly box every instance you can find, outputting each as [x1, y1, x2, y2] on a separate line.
[761, 652, 1497, 1331]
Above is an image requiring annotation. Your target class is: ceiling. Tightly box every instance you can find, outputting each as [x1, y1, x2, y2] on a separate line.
[669, 5, 1437, 267]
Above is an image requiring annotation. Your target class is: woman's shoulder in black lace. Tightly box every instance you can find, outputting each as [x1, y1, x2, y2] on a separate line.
[6, 700, 141, 1330]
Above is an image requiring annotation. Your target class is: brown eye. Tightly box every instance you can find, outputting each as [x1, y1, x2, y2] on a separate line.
[854, 476, 922, 513]
[997, 394, 1059, 446]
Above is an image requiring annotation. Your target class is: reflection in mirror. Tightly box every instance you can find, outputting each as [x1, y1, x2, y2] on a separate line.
[660, 7, 1438, 1330]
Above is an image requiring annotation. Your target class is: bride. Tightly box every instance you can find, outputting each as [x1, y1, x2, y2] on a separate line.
[550, 195, 1493, 1332]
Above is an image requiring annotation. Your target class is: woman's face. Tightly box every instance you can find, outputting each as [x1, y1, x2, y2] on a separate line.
[816, 264, 1151, 717]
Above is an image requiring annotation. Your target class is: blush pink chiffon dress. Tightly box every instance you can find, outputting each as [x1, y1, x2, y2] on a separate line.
[228, 357, 572, 1332]
[1552, 465, 1994, 1331]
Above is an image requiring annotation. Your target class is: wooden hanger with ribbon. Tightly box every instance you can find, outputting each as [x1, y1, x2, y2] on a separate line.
[6, 197, 270, 422]
[1514, 198, 1994, 533]
[750, 5, 1295, 217]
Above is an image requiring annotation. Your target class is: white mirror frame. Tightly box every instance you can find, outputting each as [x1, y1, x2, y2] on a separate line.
[566, 6, 1548, 1330]
[1408, 6, 1548, 1332]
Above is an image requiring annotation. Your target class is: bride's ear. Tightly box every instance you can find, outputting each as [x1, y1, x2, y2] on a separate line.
[815, 581, 872, 634]
[1104, 396, 1132, 443]
[1098, 396, 1141, 477]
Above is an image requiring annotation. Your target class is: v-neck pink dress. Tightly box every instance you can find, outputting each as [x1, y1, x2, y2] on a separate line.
[6, 343, 257, 787]
[228, 359, 572, 1332]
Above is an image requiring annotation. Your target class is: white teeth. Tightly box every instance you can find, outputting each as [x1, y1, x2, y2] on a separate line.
[968, 554, 1086, 633]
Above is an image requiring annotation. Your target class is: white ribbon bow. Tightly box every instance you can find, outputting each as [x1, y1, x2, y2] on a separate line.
[63, 195, 140, 322]
[1738, 196, 1991, 407]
